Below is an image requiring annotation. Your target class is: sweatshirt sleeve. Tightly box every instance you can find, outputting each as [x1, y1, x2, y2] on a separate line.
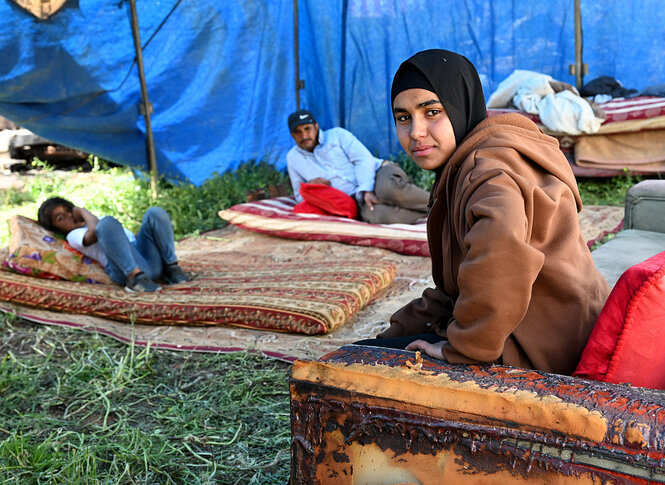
[378, 286, 454, 338]
[441, 172, 545, 364]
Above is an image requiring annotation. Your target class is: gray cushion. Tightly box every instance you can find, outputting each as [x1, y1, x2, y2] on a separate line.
[625, 180, 665, 233]
[592, 229, 665, 287]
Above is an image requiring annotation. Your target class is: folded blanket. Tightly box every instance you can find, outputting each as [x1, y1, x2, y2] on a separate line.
[487, 69, 603, 134]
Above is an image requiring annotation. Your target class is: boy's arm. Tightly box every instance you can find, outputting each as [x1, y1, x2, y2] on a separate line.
[73, 207, 99, 246]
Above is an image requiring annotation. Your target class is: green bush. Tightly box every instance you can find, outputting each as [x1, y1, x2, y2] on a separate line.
[0, 160, 291, 246]
[390, 152, 436, 191]
[576, 174, 647, 207]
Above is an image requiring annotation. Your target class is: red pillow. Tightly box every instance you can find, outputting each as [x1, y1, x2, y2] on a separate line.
[574, 250, 665, 389]
[294, 183, 358, 219]
[292, 200, 330, 216]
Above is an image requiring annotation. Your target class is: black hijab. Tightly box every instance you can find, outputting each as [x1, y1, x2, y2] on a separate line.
[391, 49, 486, 146]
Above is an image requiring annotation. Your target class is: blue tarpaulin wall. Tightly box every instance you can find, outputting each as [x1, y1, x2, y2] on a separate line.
[0, 0, 663, 185]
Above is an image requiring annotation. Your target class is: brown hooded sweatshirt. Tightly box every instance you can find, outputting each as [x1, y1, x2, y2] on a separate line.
[388, 113, 610, 375]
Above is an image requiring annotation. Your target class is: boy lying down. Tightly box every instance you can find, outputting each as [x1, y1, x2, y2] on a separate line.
[38, 197, 187, 292]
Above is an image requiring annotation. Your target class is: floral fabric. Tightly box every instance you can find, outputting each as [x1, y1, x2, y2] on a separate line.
[3, 215, 112, 284]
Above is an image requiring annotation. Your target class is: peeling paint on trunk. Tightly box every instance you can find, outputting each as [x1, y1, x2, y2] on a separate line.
[290, 345, 665, 484]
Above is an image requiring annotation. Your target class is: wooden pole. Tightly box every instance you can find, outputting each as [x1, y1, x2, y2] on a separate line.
[573, 0, 585, 91]
[128, 0, 158, 198]
[294, 0, 304, 110]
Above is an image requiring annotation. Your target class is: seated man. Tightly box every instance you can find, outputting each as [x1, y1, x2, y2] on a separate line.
[286, 110, 429, 224]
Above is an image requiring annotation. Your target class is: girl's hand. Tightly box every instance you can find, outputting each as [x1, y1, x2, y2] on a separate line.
[406, 339, 446, 360]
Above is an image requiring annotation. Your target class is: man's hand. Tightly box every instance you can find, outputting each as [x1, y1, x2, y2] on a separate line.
[406, 339, 446, 360]
[308, 177, 331, 185]
[363, 191, 380, 211]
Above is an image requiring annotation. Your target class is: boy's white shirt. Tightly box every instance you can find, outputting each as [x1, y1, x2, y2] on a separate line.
[67, 226, 135, 267]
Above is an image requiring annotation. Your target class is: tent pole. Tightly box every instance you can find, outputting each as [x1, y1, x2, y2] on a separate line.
[294, 0, 303, 110]
[129, 0, 158, 199]
[573, 0, 585, 91]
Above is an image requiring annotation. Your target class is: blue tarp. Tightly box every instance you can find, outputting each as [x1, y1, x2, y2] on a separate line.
[0, 0, 663, 185]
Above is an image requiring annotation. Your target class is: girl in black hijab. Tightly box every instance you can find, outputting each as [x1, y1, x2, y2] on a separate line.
[390, 49, 486, 147]
[356, 49, 609, 375]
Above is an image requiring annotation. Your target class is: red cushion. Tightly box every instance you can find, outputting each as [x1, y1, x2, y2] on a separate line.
[574, 250, 665, 389]
[293, 200, 330, 216]
[295, 183, 358, 219]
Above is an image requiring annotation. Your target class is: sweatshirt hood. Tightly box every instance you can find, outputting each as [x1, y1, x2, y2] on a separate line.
[442, 113, 583, 210]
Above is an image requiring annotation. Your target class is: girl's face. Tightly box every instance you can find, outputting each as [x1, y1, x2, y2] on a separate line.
[393, 88, 456, 171]
[50, 205, 82, 234]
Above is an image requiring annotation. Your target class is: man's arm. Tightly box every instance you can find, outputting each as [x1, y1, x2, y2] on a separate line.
[286, 151, 308, 203]
[72, 207, 99, 246]
[338, 129, 379, 195]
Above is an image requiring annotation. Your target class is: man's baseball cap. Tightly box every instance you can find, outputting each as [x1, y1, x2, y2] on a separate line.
[288, 110, 316, 132]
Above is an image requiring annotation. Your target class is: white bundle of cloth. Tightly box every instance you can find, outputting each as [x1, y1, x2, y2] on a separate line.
[487, 70, 603, 135]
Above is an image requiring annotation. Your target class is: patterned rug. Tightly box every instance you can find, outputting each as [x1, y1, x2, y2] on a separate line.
[0, 205, 624, 361]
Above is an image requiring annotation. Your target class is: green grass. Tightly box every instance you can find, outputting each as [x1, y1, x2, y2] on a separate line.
[0, 314, 291, 484]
